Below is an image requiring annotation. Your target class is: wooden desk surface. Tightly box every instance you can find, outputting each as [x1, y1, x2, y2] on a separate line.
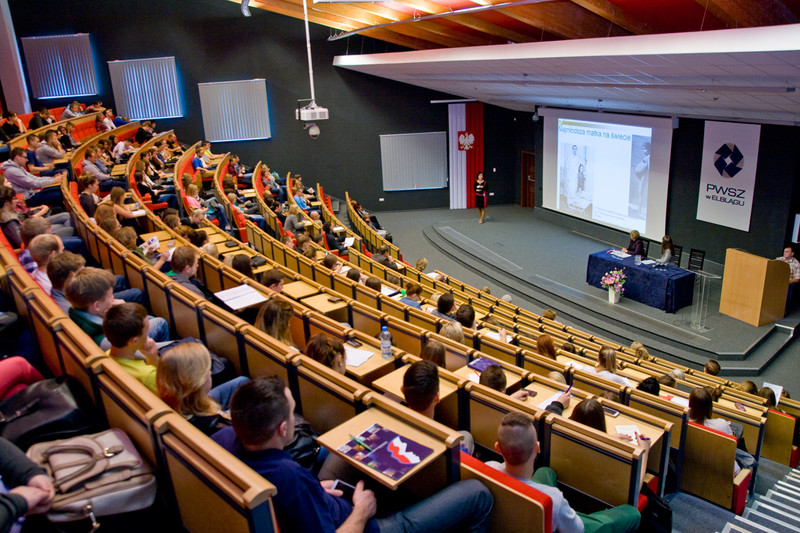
[111, 164, 127, 176]
[316, 408, 447, 490]
[372, 365, 458, 402]
[452, 365, 522, 391]
[524, 381, 579, 418]
[140, 231, 172, 242]
[282, 281, 319, 300]
[344, 343, 395, 383]
[718, 397, 764, 418]
[300, 293, 348, 316]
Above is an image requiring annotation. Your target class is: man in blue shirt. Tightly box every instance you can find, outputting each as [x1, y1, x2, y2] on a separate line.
[212, 377, 493, 533]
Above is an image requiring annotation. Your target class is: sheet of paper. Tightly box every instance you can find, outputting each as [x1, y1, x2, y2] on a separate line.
[763, 382, 783, 405]
[536, 391, 563, 410]
[345, 346, 374, 368]
[131, 209, 147, 217]
[482, 330, 502, 341]
[380, 286, 399, 297]
[660, 394, 690, 407]
[343, 237, 355, 248]
[615, 425, 640, 441]
[466, 372, 481, 384]
[641, 259, 657, 265]
[333, 225, 345, 232]
[214, 284, 268, 310]
[609, 250, 631, 258]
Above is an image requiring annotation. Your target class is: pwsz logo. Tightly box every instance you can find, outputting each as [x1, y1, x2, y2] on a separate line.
[713, 143, 744, 178]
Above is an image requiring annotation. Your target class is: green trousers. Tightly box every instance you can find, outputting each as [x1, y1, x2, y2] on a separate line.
[532, 467, 641, 533]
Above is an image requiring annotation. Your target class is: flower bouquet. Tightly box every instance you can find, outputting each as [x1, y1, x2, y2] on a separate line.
[601, 268, 626, 303]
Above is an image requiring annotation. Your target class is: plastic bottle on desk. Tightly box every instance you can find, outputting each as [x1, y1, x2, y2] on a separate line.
[379, 326, 392, 359]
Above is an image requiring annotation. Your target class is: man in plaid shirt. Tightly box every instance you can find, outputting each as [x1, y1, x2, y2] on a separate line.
[777, 246, 800, 311]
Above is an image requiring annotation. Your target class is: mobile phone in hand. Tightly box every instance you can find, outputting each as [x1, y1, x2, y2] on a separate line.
[331, 479, 356, 502]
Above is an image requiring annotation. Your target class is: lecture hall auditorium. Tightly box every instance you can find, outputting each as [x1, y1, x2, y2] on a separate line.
[1, 0, 800, 532]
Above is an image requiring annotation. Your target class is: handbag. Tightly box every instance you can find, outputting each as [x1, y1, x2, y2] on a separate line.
[26, 429, 157, 524]
[0, 376, 95, 450]
[284, 414, 320, 469]
[638, 484, 672, 533]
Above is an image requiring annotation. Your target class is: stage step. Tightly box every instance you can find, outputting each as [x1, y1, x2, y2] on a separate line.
[721, 467, 800, 532]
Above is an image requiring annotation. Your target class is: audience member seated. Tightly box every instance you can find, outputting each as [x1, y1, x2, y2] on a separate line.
[103, 302, 162, 393]
[135, 121, 155, 145]
[157, 342, 248, 435]
[224, 253, 256, 280]
[1, 111, 26, 139]
[59, 122, 80, 150]
[636, 377, 660, 396]
[60, 101, 83, 121]
[629, 341, 652, 361]
[115, 227, 167, 270]
[705, 359, 721, 376]
[65, 267, 169, 348]
[371, 245, 399, 272]
[364, 276, 382, 292]
[322, 221, 347, 255]
[28, 234, 62, 295]
[305, 333, 346, 375]
[0, 187, 70, 248]
[103, 186, 136, 228]
[584, 346, 631, 386]
[439, 322, 465, 344]
[536, 334, 557, 361]
[1, 148, 64, 208]
[283, 205, 306, 235]
[431, 293, 456, 321]
[320, 254, 342, 274]
[455, 304, 476, 329]
[262, 268, 285, 294]
[167, 246, 210, 299]
[255, 298, 296, 349]
[47, 251, 86, 312]
[486, 412, 640, 533]
[83, 146, 128, 192]
[479, 364, 529, 401]
[420, 339, 445, 367]
[399, 282, 423, 309]
[402, 360, 474, 454]
[135, 170, 178, 210]
[346, 267, 365, 285]
[740, 380, 758, 395]
[689, 387, 752, 475]
[186, 184, 229, 230]
[27, 107, 53, 130]
[211, 376, 493, 533]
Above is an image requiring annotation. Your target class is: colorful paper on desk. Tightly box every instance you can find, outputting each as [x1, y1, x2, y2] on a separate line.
[344, 346, 373, 368]
[468, 357, 499, 373]
[214, 284, 268, 310]
[339, 423, 433, 481]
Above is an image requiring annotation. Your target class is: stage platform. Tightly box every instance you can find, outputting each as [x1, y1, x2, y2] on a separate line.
[372, 205, 800, 377]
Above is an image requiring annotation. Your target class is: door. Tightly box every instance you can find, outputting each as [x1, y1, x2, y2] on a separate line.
[521, 151, 536, 208]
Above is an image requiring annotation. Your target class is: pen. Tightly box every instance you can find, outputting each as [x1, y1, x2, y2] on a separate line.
[564, 384, 572, 394]
[349, 434, 373, 451]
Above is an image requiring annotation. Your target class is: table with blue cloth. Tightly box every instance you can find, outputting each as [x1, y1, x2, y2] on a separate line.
[586, 249, 695, 313]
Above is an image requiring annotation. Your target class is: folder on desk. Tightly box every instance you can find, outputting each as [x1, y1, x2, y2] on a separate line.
[339, 423, 433, 480]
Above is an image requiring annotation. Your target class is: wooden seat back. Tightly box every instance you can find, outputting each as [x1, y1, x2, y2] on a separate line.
[154, 414, 279, 533]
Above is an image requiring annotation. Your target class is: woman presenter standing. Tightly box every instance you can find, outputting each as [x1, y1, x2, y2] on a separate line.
[475, 172, 488, 223]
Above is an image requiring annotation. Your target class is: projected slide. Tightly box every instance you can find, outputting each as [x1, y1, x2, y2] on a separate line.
[542, 110, 673, 240]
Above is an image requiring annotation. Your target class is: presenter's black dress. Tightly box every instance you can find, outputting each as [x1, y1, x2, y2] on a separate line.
[475, 181, 487, 209]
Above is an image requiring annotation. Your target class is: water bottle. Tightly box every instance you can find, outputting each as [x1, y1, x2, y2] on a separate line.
[379, 326, 392, 359]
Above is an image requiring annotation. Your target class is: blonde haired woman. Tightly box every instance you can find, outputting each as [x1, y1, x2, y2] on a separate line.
[157, 342, 248, 436]
[587, 346, 631, 386]
[256, 298, 297, 348]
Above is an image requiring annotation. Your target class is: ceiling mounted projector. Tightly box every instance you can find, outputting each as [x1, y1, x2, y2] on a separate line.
[296, 102, 329, 122]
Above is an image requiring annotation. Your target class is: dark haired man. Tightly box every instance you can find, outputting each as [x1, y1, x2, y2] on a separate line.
[212, 376, 493, 533]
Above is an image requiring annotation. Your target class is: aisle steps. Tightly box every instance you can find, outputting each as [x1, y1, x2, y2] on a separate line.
[719, 468, 800, 532]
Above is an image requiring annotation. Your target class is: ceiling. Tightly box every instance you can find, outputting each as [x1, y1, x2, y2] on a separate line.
[237, 0, 800, 124]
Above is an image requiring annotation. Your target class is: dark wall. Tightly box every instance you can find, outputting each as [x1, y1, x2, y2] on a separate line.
[9, 0, 522, 212]
[534, 117, 800, 264]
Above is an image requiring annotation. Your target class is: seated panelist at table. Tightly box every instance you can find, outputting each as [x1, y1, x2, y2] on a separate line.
[622, 230, 644, 257]
[658, 235, 674, 264]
